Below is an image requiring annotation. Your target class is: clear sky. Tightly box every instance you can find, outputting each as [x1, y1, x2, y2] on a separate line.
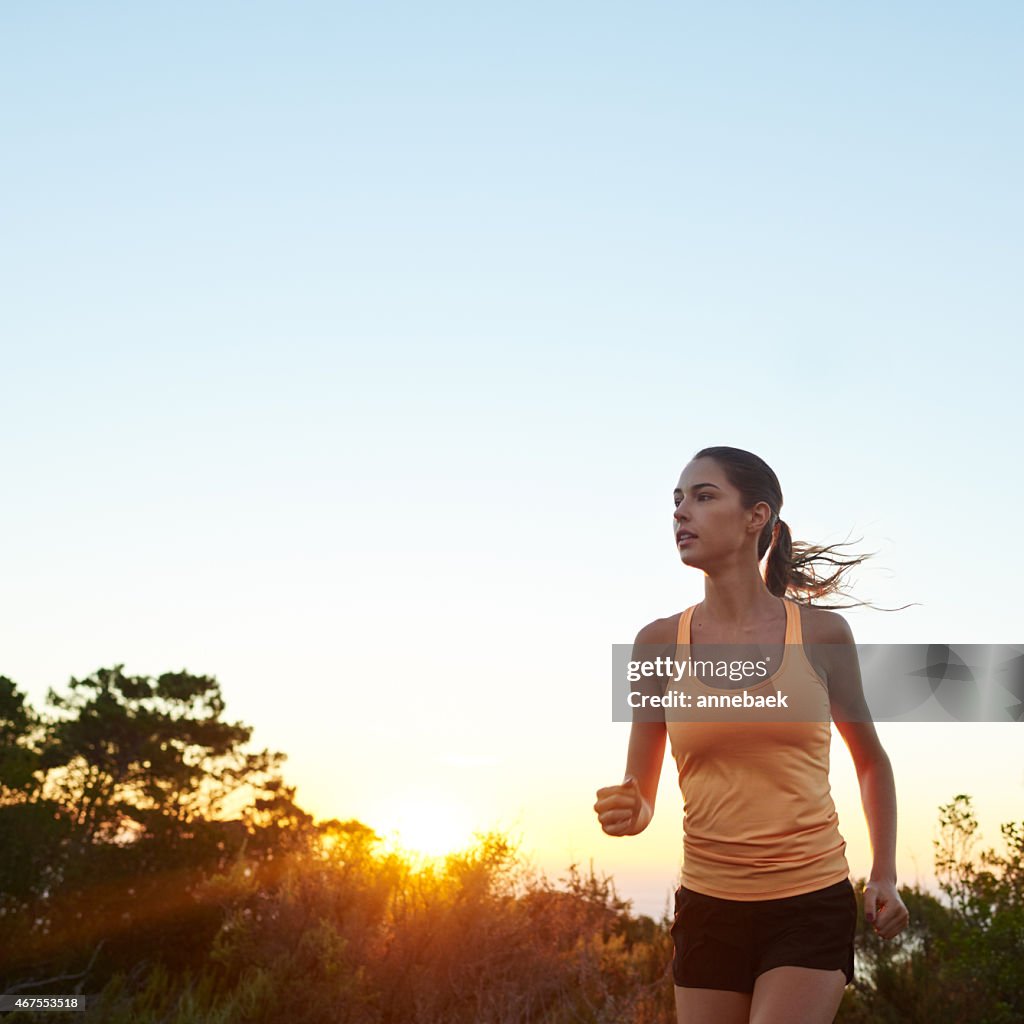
[2, 3, 1022, 920]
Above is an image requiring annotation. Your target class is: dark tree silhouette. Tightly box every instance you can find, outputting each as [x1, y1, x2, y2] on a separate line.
[0, 666, 291, 988]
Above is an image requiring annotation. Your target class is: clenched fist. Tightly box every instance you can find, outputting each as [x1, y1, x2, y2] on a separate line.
[594, 776, 653, 836]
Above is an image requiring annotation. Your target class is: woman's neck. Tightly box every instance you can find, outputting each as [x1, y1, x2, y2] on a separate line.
[699, 575, 779, 627]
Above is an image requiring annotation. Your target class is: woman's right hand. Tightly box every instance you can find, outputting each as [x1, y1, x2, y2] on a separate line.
[594, 776, 653, 836]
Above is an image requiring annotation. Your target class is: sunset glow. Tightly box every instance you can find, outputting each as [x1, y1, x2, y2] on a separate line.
[376, 795, 475, 859]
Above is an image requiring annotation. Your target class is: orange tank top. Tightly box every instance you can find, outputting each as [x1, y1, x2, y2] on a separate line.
[666, 597, 850, 900]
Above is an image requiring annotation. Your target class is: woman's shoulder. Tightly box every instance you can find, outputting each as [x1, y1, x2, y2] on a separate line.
[795, 600, 853, 645]
[633, 609, 690, 646]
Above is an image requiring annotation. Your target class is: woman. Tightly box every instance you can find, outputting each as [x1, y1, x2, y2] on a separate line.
[594, 446, 910, 1024]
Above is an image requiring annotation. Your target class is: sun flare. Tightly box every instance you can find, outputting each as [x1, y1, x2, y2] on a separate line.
[376, 796, 475, 859]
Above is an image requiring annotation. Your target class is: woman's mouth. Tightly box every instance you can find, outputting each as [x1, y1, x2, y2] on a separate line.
[677, 532, 698, 547]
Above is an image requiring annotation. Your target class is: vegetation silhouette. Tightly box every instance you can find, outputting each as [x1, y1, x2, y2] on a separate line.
[1, 670, 1022, 1022]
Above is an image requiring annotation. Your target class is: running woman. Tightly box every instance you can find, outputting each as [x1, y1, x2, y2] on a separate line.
[594, 446, 910, 1024]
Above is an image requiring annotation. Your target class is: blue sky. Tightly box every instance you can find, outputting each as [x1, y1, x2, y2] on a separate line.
[2, 3, 1022, 919]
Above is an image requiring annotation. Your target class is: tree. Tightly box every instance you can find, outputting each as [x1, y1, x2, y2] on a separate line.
[842, 794, 1024, 1023]
[38, 665, 284, 844]
[0, 666, 295, 987]
[0, 675, 45, 800]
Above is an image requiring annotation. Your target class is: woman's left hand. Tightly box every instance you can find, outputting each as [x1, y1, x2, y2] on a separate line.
[862, 878, 910, 939]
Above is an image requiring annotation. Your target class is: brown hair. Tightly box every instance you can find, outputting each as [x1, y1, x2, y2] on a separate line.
[691, 446, 915, 611]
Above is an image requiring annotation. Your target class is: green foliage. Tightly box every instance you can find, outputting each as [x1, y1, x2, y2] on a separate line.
[836, 794, 1024, 1023]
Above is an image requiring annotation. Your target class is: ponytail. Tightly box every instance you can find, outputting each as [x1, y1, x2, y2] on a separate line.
[766, 518, 877, 609]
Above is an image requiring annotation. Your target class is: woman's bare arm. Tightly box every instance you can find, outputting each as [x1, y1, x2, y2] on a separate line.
[595, 619, 671, 836]
[821, 610, 909, 938]
[822, 612, 897, 881]
[623, 719, 666, 825]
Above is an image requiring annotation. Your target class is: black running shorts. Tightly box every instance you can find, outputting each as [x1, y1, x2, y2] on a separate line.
[670, 877, 858, 992]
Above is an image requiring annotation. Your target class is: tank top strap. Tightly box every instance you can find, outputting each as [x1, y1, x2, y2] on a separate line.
[783, 596, 801, 645]
[676, 604, 696, 647]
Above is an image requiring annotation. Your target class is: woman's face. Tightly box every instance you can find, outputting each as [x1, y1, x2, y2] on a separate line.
[673, 458, 770, 568]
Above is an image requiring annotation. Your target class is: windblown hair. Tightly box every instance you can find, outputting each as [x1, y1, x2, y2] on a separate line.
[692, 446, 912, 611]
